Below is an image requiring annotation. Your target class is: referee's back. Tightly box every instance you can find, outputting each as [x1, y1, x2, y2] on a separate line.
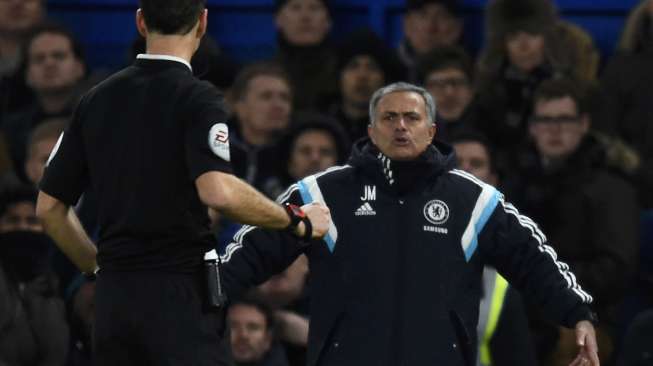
[41, 57, 231, 272]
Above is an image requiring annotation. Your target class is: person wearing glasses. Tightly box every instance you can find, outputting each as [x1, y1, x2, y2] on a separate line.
[506, 79, 639, 365]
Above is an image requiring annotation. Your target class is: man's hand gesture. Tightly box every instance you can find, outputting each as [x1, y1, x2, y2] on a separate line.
[569, 320, 600, 366]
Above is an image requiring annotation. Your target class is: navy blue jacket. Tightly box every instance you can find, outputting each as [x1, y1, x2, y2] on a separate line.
[221, 139, 593, 366]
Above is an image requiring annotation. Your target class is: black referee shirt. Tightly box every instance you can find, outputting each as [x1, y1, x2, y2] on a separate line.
[40, 55, 231, 272]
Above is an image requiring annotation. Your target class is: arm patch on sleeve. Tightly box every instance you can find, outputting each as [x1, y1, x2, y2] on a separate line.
[208, 123, 230, 162]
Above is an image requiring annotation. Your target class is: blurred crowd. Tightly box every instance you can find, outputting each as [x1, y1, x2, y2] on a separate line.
[0, 0, 652, 365]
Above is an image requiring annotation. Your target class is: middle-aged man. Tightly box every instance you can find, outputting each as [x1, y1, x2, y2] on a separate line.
[227, 297, 290, 366]
[221, 82, 600, 366]
[34, 1, 330, 365]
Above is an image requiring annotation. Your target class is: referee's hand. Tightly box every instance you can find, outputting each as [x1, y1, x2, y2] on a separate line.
[300, 202, 331, 239]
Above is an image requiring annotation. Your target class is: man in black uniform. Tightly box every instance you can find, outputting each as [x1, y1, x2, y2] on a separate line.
[34, 1, 330, 365]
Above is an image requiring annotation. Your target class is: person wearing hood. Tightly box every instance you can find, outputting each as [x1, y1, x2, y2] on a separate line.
[0, 185, 69, 366]
[476, 0, 599, 156]
[274, 0, 338, 112]
[328, 28, 405, 144]
[220, 82, 600, 366]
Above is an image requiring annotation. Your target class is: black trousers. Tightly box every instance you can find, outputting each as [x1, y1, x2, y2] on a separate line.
[94, 271, 227, 366]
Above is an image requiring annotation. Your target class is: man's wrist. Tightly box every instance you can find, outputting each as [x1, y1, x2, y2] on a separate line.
[283, 203, 312, 241]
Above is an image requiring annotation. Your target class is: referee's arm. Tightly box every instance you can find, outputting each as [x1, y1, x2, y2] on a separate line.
[36, 192, 97, 274]
[196, 171, 329, 238]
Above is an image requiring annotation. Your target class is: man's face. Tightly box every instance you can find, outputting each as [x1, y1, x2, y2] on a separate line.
[26, 32, 85, 95]
[0, 0, 43, 34]
[369, 91, 435, 160]
[228, 304, 272, 363]
[425, 67, 473, 121]
[506, 31, 545, 73]
[288, 129, 338, 180]
[275, 0, 331, 46]
[25, 136, 59, 186]
[529, 96, 589, 160]
[0, 202, 42, 233]
[453, 141, 496, 185]
[403, 3, 462, 54]
[341, 55, 385, 108]
[236, 75, 291, 137]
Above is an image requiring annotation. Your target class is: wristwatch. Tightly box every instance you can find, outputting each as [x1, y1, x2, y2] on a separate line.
[284, 203, 312, 241]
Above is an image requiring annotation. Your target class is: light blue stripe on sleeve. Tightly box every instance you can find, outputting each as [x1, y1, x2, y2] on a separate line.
[297, 178, 337, 253]
[463, 188, 501, 261]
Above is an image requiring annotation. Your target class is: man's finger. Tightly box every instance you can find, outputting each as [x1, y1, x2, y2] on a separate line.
[569, 354, 585, 366]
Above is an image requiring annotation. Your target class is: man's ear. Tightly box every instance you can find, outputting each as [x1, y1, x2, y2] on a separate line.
[367, 124, 377, 146]
[136, 9, 148, 38]
[196, 9, 208, 39]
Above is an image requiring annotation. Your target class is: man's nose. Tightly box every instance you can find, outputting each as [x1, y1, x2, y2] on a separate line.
[395, 117, 408, 130]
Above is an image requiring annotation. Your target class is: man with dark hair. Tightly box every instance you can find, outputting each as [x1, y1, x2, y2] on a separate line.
[221, 82, 600, 366]
[328, 29, 404, 143]
[507, 78, 639, 365]
[399, 0, 464, 81]
[227, 297, 290, 366]
[2, 23, 85, 181]
[228, 62, 292, 193]
[419, 46, 485, 142]
[35, 1, 330, 365]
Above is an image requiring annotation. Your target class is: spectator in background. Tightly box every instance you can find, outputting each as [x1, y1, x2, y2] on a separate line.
[0, 0, 43, 77]
[262, 115, 349, 199]
[418, 46, 485, 143]
[450, 131, 538, 366]
[24, 118, 66, 187]
[228, 62, 292, 194]
[0, 0, 45, 118]
[274, 0, 337, 111]
[226, 297, 290, 366]
[328, 29, 404, 144]
[477, 0, 599, 155]
[2, 23, 86, 181]
[398, 0, 464, 82]
[0, 185, 69, 366]
[506, 79, 639, 365]
[595, 0, 653, 207]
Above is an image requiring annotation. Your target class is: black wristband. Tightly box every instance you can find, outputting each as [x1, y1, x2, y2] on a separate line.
[284, 203, 312, 241]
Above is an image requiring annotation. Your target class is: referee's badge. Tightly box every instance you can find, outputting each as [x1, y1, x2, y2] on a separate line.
[209, 123, 230, 162]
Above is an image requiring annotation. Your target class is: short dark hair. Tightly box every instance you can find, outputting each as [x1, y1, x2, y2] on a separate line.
[533, 79, 589, 115]
[139, 0, 206, 35]
[230, 62, 291, 102]
[281, 113, 351, 165]
[449, 129, 498, 173]
[418, 46, 473, 85]
[229, 296, 277, 334]
[0, 185, 37, 218]
[23, 22, 85, 65]
[406, 0, 460, 17]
